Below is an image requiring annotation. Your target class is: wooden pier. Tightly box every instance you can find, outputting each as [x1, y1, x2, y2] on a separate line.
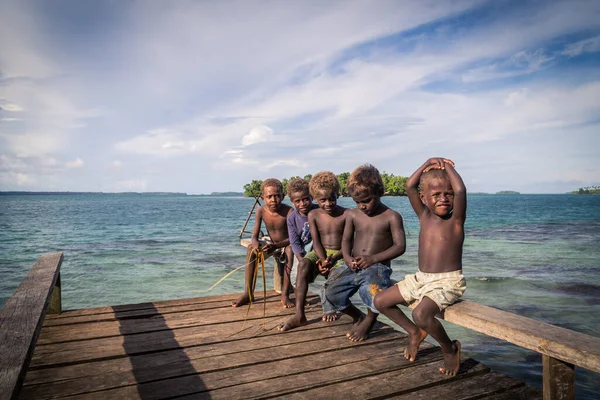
[2, 253, 600, 399]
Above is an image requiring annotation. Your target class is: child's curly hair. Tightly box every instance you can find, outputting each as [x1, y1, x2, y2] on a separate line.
[347, 164, 384, 197]
[309, 171, 341, 198]
[419, 169, 449, 192]
[260, 178, 284, 196]
[286, 177, 310, 197]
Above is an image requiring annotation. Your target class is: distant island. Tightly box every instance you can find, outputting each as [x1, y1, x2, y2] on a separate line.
[495, 190, 520, 195]
[199, 192, 244, 197]
[572, 186, 600, 195]
[0, 191, 187, 196]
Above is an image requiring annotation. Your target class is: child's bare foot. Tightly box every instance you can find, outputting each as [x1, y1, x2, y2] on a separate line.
[232, 294, 252, 308]
[346, 316, 376, 342]
[440, 340, 461, 376]
[404, 328, 428, 362]
[322, 311, 341, 322]
[278, 315, 307, 331]
[281, 294, 295, 308]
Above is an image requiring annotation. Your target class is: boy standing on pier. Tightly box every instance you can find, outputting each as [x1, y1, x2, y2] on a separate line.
[279, 171, 348, 331]
[232, 178, 294, 308]
[322, 164, 406, 341]
[286, 177, 319, 288]
[374, 157, 467, 376]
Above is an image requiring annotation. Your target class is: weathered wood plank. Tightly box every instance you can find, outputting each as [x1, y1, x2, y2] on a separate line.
[36, 297, 310, 345]
[32, 337, 436, 400]
[44, 291, 264, 319]
[441, 300, 600, 373]
[484, 385, 543, 399]
[30, 310, 360, 368]
[32, 306, 343, 361]
[22, 325, 406, 398]
[387, 371, 536, 399]
[543, 354, 574, 400]
[0, 252, 63, 400]
[42, 293, 291, 327]
[279, 358, 489, 400]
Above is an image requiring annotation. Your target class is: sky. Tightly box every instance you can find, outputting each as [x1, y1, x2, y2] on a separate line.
[1, 0, 599, 194]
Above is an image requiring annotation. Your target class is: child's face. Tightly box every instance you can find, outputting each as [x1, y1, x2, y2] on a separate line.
[314, 188, 338, 215]
[420, 178, 454, 217]
[290, 190, 312, 216]
[351, 190, 380, 216]
[261, 186, 283, 212]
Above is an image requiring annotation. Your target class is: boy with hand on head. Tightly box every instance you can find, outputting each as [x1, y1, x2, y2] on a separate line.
[232, 178, 295, 309]
[286, 177, 319, 288]
[279, 171, 348, 331]
[373, 157, 467, 377]
[323, 164, 406, 342]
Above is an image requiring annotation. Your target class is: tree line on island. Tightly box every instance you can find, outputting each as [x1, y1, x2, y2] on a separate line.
[243, 172, 409, 198]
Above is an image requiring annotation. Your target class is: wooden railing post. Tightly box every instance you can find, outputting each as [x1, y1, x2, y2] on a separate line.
[543, 355, 574, 400]
[47, 273, 62, 315]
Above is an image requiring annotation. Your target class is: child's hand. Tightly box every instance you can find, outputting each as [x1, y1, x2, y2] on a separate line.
[250, 238, 260, 250]
[317, 258, 331, 275]
[424, 157, 456, 173]
[354, 255, 375, 269]
[262, 243, 276, 253]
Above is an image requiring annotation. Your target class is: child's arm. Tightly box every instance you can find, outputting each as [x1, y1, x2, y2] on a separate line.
[406, 160, 431, 216]
[443, 161, 467, 221]
[287, 213, 306, 262]
[341, 212, 357, 270]
[250, 207, 264, 249]
[308, 212, 327, 262]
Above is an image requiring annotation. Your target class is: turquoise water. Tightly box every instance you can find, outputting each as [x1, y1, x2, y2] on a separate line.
[1, 193, 599, 398]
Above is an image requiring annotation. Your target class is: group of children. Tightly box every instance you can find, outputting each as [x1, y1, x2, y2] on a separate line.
[232, 158, 467, 376]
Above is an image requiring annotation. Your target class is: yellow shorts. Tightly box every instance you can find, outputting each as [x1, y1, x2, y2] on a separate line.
[397, 269, 466, 311]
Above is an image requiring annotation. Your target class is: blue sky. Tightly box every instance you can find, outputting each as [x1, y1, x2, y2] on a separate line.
[1, 0, 599, 194]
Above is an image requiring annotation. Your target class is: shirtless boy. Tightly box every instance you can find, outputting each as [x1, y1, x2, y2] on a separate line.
[373, 157, 467, 376]
[279, 171, 348, 331]
[286, 177, 319, 288]
[232, 178, 294, 308]
[323, 164, 406, 341]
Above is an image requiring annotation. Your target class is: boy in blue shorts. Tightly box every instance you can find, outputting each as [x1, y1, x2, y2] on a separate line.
[279, 171, 348, 331]
[322, 164, 406, 341]
[374, 157, 466, 376]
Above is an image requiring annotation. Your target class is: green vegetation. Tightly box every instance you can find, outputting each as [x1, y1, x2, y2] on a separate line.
[243, 172, 409, 197]
[573, 186, 600, 194]
[495, 190, 520, 195]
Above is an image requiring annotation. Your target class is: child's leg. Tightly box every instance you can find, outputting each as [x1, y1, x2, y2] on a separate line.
[280, 246, 295, 308]
[373, 287, 427, 361]
[232, 246, 257, 307]
[322, 264, 362, 323]
[278, 258, 316, 331]
[412, 297, 460, 376]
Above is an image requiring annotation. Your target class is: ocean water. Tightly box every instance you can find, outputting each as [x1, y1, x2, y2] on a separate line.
[1, 193, 599, 398]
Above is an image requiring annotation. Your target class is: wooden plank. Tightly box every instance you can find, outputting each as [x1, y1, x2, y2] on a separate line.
[543, 354, 574, 400]
[32, 307, 343, 361]
[36, 296, 308, 345]
[441, 300, 600, 373]
[278, 358, 489, 400]
[44, 291, 290, 321]
[0, 252, 63, 400]
[42, 294, 289, 327]
[485, 385, 542, 399]
[387, 371, 528, 399]
[182, 347, 452, 400]
[22, 325, 405, 398]
[30, 309, 357, 368]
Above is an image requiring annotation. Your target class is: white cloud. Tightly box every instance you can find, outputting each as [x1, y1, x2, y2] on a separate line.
[242, 125, 274, 146]
[562, 35, 600, 57]
[1, 103, 24, 112]
[66, 157, 84, 168]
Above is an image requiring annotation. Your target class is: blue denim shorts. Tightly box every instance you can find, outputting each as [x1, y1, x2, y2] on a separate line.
[321, 262, 393, 313]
